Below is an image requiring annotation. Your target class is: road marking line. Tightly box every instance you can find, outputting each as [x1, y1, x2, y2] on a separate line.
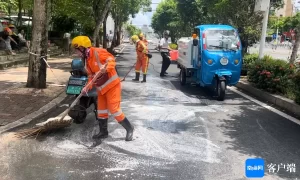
[228, 86, 300, 125]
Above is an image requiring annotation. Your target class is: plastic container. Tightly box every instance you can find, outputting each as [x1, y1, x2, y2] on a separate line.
[170, 50, 179, 61]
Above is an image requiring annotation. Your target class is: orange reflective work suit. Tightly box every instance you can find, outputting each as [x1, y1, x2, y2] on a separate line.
[143, 39, 148, 46]
[135, 40, 149, 74]
[85, 47, 125, 122]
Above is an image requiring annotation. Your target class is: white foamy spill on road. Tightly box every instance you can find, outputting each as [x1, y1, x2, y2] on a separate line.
[122, 77, 201, 103]
[42, 138, 90, 158]
[105, 103, 222, 164]
[38, 75, 224, 172]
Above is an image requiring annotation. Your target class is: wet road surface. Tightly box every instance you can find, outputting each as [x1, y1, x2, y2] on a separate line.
[1, 44, 300, 180]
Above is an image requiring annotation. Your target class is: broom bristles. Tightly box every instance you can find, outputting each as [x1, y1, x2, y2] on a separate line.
[14, 118, 73, 139]
[14, 70, 105, 139]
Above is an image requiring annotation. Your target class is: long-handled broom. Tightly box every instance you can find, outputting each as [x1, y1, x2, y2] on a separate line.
[14, 65, 107, 139]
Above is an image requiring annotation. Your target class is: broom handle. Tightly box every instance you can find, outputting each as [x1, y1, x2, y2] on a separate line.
[59, 64, 107, 121]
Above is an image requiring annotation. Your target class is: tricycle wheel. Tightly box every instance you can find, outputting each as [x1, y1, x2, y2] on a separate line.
[217, 81, 226, 101]
[69, 97, 90, 124]
[180, 69, 186, 86]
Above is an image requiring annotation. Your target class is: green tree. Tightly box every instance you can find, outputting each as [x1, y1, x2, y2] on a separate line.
[0, 0, 17, 13]
[26, 0, 48, 88]
[125, 23, 141, 36]
[51, 0, 111, 45]
[51, 15, 77, 34]
[282, 13, 300, 63]
[151, 0, 182, 43]
[270, 0, 284, 9]
[92, 0, 112, 46]
[176, 0, 207, 36]
[110, 0, 150, 47]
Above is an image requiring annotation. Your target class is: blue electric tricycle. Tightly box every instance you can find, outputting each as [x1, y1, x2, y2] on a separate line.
[177, 24, 242, 100]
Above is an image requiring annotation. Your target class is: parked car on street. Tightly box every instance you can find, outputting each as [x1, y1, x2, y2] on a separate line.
[123, 38, 130, 43]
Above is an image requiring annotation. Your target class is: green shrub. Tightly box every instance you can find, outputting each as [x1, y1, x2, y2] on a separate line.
[248, 56, 295, 94]
[243, 53, 258, 67]
[241, 53, 259, 75]
[293, 71, 300, 104]
[246, 54, 300, 105]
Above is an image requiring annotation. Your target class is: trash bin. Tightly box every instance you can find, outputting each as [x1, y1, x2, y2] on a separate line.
[170, 50, 178, 61]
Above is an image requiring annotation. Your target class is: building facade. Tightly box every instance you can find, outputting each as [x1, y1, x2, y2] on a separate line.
[275, 0, 294, 17]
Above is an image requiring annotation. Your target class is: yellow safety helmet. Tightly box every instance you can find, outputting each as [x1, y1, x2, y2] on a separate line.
[8, 24, 15, 28]
[71, 36, 92, 48]
[138, 33, 144, 38]
[131, 35, 139, 42]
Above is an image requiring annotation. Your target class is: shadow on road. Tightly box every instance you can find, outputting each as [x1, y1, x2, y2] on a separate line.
[219, 105, 300, 179]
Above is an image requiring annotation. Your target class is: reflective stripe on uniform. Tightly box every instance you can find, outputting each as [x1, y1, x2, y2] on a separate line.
[97, 110, 108, 114]
[94, 51, 103, 68]
[112, 110, 123, 117]
[144, 57, 149, 74]
[96, 74, 119, 90]
[106, 58, 114, 63]
[85, 61, 90, 74]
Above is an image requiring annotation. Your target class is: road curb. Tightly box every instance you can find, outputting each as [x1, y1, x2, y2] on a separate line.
[0, 90, 67, 134]
[0, 51, 62, 70]
[113, 44, 126, 53]
[236, 81, 300, 117]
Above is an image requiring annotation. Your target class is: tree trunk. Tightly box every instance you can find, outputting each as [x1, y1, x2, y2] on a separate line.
[17, 0, 22, 26]
[116, 23, 122, 46]
[26, 0, 48, 89]
[96, 36, 100, 47]
[92, 0, 112, 46]
[290, 29, 300, 63]
[102, 12, 109, 49]
[112, 23, 118, 47]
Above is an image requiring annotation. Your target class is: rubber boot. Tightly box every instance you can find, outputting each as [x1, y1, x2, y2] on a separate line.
[132, 72, 140, 81]
[92, 118, 108, 139]
[119, 117, 134, 141]
[141, 74, 146, 83]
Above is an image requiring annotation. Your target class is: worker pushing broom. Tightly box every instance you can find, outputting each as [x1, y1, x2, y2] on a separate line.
[14, 36, 134, 143]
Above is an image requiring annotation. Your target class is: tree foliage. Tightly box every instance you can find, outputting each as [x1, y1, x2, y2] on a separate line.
[270, 0, 284, 9]
[0, 0, 17, 13]
[268, 15, 286, 32]
[152, 0, 285, 55]
[151, 0, 183, 43]
[51, 15, 77, 33]
[52, 0, 95, 34]
[280, 13, 300, 63]
[110, 0, 150, 46]
[125, 23, 141, 36]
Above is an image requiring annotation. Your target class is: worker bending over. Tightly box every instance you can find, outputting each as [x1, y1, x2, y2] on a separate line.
[71, 36, 134, 141]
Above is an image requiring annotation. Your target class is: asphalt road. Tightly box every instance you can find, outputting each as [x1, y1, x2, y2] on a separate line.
[1, 44, 300, 180]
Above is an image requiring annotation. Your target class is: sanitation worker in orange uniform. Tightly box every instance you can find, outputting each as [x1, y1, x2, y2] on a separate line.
[131, 35, 149, 83]
[71, 36, 134, 141]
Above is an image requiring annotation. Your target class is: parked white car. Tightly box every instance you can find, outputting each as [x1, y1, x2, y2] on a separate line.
[123, 38, 130, 43]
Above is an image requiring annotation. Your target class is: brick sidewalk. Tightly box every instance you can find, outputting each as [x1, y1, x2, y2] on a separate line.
[0, 56, 71, 127]
[0, 85, 64, 126]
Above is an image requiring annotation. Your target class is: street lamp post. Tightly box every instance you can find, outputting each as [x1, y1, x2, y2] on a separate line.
[258, 0, 271, 59]
[276, 16, 279, 44]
